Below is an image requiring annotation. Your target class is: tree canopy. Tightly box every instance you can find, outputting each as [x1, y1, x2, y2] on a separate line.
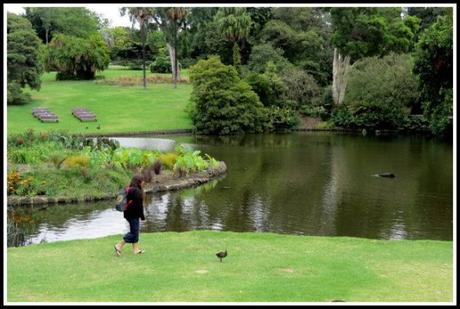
[7, 13, 43, 105]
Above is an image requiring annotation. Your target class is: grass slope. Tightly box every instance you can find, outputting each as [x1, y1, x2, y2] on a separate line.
[7, 69, 193, 135]
[7, 231, 453, 302]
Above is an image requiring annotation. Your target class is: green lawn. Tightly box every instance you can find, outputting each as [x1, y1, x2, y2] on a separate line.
[7, 69, 193, 135]
[7, 231, 453, 303]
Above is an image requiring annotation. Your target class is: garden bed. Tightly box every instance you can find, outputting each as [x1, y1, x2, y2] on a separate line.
[7, 131, 226, 207]
[7, 162, 227, 207]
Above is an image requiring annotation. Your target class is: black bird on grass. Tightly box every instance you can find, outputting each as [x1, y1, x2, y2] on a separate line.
[216, 250, 227, 262]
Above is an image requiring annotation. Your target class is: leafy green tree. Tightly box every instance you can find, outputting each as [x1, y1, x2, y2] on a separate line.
[341, 53, 419, 129]
[46, 33, 110, 80]
[330, 8, 410, 62]
[24, 7, 101, 44]
[407, 7, 452, 38]
[247, 43, 292, 73]
[244, 63, 288, 108]
[189, 56, 267, 135]
[215, 8, 252, 67]
[280, 67, 322, 113]
[151, 7, 189, 88]
[186, 8, 221, 58]
[103, 26, 133, 60]
[330, 7, 417, 105]
[413, 14, 453, 137]
[7, 13, 43, 105]
[259, 7, 333, 86]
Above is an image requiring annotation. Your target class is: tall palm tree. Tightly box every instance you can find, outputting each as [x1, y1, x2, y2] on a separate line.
[215, 8, 252, 67]
[120, 7, 155, 89]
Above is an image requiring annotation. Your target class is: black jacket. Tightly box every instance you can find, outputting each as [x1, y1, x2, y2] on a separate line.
[123, 187, 145, 220]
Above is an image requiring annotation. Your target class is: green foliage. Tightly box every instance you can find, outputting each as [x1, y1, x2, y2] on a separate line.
[347, 53, 418, 124]
[330, 105, 355, 128]
[247, 43, 292, 73]
[407, 7, 452, 39]
[61, 155, 90, 169]
[7, 133, 219, 197]
[399, 115, 430, 132]
[331, 8, 416, 62]
[280, 68, 322, 113]
[47, 33, 110, 80]
[244, 67, 287, 108]
[215, 8, 252, 43]
[319, 85, 334, 120]
[215, 8, 252, 66]
[172, 146, 220, 176]
[189, 56, 267, 135]
[413, 15, 453, 138]
[259, 8, 333, 86]
[7, 13, 43, 105]
[334, 53, 418, 130]
[24, 7, 101, 44]
[150, 55, 172, 73]
[265, 106, 299, 132]
[173, 150, 209, 176]
[157, 152, 179, 170]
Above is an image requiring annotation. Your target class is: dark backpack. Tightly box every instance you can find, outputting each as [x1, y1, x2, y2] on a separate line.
[115, 187, 133, 212]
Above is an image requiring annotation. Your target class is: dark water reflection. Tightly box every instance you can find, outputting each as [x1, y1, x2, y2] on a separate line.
[8, 132, 453, 246]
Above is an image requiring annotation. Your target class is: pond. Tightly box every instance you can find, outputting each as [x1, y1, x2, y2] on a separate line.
[7, 132, 453, 247]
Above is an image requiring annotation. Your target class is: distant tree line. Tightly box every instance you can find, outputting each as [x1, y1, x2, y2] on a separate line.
[7, 6, 453, 138]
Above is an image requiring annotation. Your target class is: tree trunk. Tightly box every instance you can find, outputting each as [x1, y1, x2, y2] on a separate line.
[167, 43, 177, 88]
[45, 28, 49, 45]
[142, 29, 146, 89]
[232, 42, 241, 67]
[332, 48, 351, 105]
[174, 44, 178, 89]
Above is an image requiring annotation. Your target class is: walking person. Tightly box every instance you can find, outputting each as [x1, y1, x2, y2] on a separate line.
[114, 175, 146, 256]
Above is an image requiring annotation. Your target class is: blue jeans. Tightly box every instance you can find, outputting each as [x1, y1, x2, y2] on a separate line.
[123, 217, 140, 243]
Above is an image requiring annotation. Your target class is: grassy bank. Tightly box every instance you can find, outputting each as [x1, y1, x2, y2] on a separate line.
[7, 69, 193, 135]
[6, 231, 453, 303]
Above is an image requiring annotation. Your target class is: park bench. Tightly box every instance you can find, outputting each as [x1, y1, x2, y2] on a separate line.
[72, 107, 97, 122]
[32, 108, 59, 122]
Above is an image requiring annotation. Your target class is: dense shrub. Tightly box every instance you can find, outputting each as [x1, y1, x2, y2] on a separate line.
[248, 43, 293, 73]
[280, 67, 322, 113]
[244, 67, 288, 108]
[265, 106, 299, 132]
[330, 105, 354, 128]
[150, 55, 171, 73]
[399, 115, 430, 132]
[334, 53, 419, 130]
[180, 57, 197, 69]
[189, 56, 267, 135]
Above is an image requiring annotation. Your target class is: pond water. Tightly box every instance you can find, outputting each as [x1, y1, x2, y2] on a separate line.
[7, 132, 454, 247]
